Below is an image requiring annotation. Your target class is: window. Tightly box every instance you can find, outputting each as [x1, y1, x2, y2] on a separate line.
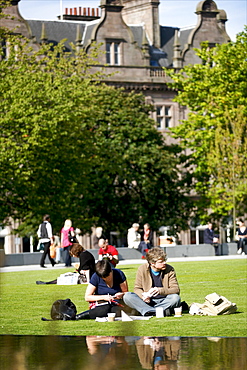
[106, 41, 121, 65]
[0, 39, 7, 60]
[155, 106, 172, 129]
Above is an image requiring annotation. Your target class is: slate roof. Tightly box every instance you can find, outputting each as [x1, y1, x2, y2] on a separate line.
[26, 19, 192, 67]
[160, 26, 178, 67]
[129, 25, 143, 48]
[180, 27, 194, 51]
[27, 20, 87, 52]
[82, 21, 99, 47]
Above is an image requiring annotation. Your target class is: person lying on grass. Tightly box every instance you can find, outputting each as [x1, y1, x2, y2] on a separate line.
[123, 247, 180, 316]
[36, 243, 95, 285]
[75, 259, 129, 320]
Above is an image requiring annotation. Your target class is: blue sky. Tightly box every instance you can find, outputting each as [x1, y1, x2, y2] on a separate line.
[19, 0, 246, 41]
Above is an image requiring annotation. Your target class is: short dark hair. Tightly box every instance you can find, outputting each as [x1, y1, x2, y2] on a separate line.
[69, 243, 84, 257]
[95, 259, 112, 278]
[43, 214, 50, 221]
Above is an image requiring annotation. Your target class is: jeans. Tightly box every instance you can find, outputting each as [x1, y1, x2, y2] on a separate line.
[62, 246, 72, 267]
[123, 292, 180, 316]
[238, 238, 247, 253]
[55, 247, 61, 263]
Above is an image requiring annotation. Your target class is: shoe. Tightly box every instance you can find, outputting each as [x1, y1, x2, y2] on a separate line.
[181, 301, 189, 313]
[40, 265, 47, 268]
[242, 252, 245, 255]
[164, 308, 172, 317]
[237, 248, 242, 254]
[36, 281, 46, 285]
[141, 256, 146, 259]
[52, 262, 56, 267]
[75, 311, 91, 320]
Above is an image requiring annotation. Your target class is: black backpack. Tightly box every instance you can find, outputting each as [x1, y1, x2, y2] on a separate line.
[42, 299, 77, 321]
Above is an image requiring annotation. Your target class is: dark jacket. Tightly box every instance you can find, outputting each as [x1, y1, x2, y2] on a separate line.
[204, 228, 218, 244]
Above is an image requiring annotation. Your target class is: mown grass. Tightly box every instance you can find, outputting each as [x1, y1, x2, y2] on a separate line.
[0, 259, 246, 337]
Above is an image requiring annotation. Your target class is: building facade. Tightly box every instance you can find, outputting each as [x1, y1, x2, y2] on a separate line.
[1, 0, 231, 251]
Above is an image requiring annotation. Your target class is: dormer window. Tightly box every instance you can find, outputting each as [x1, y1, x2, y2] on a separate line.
[106, 41, 122, 65]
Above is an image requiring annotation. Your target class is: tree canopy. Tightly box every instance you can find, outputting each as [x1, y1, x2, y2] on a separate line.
[0, 35, 190, 236]
[166, 28, 247, 225]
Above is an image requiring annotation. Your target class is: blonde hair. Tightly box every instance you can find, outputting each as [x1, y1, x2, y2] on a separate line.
[95, 227, 103, 238]
[64, 219, 72, 229]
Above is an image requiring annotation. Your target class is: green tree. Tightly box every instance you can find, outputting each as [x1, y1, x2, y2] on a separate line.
[166, 28, 247, 224]
[0, 36, 190, 236]
[206, 108, 247, 235]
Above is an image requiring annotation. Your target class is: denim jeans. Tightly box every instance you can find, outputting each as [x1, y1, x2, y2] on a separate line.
[123, 292, 180, 316]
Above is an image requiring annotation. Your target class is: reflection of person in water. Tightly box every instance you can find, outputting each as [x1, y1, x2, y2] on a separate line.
[86, 336, 129, 368]
[136, 337, 180, 370]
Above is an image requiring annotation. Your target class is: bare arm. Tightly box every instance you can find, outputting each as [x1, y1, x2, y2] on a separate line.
[85, 283, 113, 303]
[114, 280, 128, 300]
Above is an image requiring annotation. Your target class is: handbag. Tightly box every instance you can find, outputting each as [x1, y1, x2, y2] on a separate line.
[68, 230, 78, 243]
[50, 244, 56, 258]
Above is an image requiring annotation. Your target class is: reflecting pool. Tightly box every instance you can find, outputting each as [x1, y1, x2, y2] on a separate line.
[1, 335, 246, 369]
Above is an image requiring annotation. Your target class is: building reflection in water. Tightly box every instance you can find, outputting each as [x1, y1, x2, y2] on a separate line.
[0, 335, 246, 369]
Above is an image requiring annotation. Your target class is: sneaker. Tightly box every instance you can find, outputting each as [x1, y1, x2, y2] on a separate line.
[242, 252, 245, 255]
[237, 248, 242, 255]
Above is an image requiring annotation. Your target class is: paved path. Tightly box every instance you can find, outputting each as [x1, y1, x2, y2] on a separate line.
[0, 255, 245, 273]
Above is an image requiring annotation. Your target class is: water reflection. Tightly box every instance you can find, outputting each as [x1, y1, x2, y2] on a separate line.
[0, 335, 246, 369]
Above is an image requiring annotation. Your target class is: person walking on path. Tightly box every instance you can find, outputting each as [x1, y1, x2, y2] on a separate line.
[61, 219, 75, 267]
[37, 214, 56, 268]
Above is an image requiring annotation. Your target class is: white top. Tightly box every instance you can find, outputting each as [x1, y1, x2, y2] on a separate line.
[37, 221, 53, 243]
[127, 227, 141, 249]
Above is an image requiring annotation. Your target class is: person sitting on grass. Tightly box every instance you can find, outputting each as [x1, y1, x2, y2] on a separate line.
[75, 259, 128, 320]
[36, 243, 95, 285]
[98, 239, 119, 267]
[123, 247, 180, 316]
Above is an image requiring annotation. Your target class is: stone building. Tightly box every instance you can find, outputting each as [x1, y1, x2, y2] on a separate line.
[1, 0, 231, 251]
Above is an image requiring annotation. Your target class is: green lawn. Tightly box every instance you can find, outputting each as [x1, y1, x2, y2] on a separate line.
[0, 259, 246, 337]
